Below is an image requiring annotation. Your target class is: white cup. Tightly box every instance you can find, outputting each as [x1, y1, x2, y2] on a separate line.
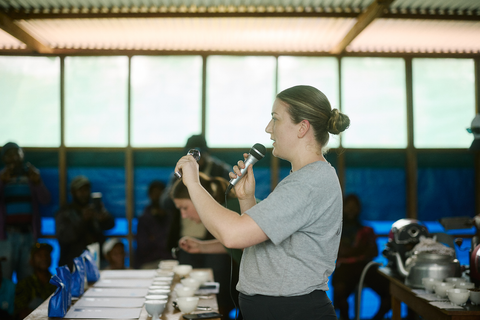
[446, 288, 470, 306]
[175, 286, 196, 297]
[469, 288, 480, 305]
[456, 282, 475, 290]
[145, 294, 169, 301]
[176, 297, 199, 314]
[173, 264, 193, 278]
[434, 282, 455, 298]
[422, 278, 442, 293]
[181, 278, 201, 291]
[144, 300, 167, 319]
[148, 289, 171, 295]
[445, 277, 464, 284]
[189, 271, 210, 285]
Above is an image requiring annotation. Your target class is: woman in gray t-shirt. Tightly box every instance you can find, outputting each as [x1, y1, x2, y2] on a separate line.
[175, 85, 350, 320]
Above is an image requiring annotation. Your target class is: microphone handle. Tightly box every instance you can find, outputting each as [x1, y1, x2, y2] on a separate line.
[229, 155, 258, 187]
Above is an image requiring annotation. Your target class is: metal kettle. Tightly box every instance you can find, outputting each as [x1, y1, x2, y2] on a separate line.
[395, 252, 461, 288]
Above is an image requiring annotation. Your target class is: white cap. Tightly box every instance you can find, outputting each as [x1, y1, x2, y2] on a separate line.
[102, 238, 123, 257]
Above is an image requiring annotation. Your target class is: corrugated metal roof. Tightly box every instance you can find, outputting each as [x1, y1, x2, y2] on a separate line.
[15, 17, 356, 52]
[0, 0, 479, 54]
[350, 18, 480, 53]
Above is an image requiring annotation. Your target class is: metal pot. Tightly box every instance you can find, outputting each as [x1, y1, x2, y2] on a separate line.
[395, 252, 461, 288]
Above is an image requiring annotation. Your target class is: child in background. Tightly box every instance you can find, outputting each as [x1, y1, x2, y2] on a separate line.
[102, 238, 126, 270]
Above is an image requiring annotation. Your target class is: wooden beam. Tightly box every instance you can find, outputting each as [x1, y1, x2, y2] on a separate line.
[0, 11, 53, 53]
[330, 0, 394, 55]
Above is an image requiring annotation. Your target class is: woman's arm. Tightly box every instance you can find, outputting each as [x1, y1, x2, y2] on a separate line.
[179, 236, 227, 254]
[175, 155, 268, 249]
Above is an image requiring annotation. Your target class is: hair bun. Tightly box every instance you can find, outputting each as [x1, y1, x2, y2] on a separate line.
[327, 109, 350, 135]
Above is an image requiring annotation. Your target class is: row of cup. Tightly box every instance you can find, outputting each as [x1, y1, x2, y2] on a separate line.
[144, 268, 175, 319]
[422, 277, 480, 306]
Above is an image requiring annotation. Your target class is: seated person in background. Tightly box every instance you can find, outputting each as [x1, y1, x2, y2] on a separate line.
[170, 173, 242, 318]
[135, 180, 173, 269]
[332, 194, 391, 320]
[162, 134, 231, 252]
[102, 238, 126, 270]
[0, 257, 15, 320]
[14, 243, 56, 320]
[55, 176, 115, 270]
[0, 142, 51, 282]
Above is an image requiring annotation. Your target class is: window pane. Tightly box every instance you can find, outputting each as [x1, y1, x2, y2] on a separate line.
[0, 56, 60, 147]
[65, 56, 128, 147]
[413, 58, 475, 148]
[278, 56, 340, 148]
[206, 56, 276, 148]
[342, 57, 407, 148]
[131, 56, 202, 147]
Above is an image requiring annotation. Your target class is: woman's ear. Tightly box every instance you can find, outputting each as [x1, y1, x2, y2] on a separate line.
[298, 120, 310, 138]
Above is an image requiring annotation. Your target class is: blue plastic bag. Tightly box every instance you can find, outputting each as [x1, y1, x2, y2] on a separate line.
[48, 274, 69, 317]
[81, 249, 100, 282]
[71, 256, 86, 297]
[56, 265, 72, 306]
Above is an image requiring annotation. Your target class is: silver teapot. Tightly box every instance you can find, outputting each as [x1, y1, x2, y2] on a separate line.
[395, 251, 461, 288]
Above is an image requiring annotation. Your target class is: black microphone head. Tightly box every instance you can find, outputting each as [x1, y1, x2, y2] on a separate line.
[250, 143, 266, 160]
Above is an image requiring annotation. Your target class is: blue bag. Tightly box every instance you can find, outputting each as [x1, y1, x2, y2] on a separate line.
[56, 265, 72, 306]
[71, 256, 86, 297]
[81, 249, 100, 282]
[48, 274, 69, 317]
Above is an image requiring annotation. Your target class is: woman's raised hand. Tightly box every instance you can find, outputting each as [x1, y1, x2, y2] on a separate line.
[230, 153, 256, 200]
[174, 155, 200, 187]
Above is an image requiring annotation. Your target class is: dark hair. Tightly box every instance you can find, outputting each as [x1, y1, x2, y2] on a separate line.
[148, 180, 166, 195]
[276, 85, 350, 148]
[170, 172, 235, 203]
[344, 194, 362, 213]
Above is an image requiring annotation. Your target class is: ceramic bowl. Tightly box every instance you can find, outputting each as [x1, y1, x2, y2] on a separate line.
[144, 300, 167, 319]
[158, 260, 179, 270]
[456, 282, 475, 290]
[175, 286, 197, 297]
[176, 297, 199, 314]
[149, 285, 171, 291]
[469, 288, 480, 305]
[173, 264, 193, 277]
[445, 277, 464, 284]
[145, 294, 169, 301]
[153, 276, 173, 283]
[181, 278, 201, 290]
[434, 282, 455, 298]
[422, 278, 443, 293]
[155, 270, 175, 277]
[446, 288, 470, 306]
[151, 281, 170, 286]
[148, 289, 171, 295]
[189, 271, 210, 285]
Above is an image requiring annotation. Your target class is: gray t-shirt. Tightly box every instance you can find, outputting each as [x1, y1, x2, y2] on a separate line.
[236, 161, 342, 296]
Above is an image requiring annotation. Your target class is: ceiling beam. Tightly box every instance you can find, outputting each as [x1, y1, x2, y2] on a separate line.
[2, 8, 479, 21]
[330, 0, 394, 55]
[0, 11, 53, 53]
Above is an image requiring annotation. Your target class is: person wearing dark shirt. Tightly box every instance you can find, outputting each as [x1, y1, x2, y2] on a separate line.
[14, 243, 56, 320]
[0, 142, 51, 281]
[0, 257, 15, 320]
[135, 180, 173, 269]
[55, 176, 115, 270]
[332, 194, 391, 320]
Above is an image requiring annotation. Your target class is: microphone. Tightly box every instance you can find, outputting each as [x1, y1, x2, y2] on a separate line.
[174, 149, 201, 179]
[228, 143, 266, 191]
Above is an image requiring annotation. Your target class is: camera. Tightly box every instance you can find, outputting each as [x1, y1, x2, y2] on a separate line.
[91, 192, 103, 211]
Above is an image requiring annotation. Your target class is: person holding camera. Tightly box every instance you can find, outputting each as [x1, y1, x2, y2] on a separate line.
[55, 175, 115, 270]
[0, 142, 51, 282]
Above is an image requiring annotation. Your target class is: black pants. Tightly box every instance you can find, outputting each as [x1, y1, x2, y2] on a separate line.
[239, 290, 337, 320]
